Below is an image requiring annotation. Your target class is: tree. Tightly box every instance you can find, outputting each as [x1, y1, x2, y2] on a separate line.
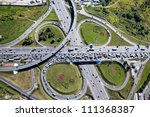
[122, 14, 126, 18]
[102, 8, 109, 15]
[57, 38, 62, 42]
[50, 40, 55, 44]
[134, 13, 141, 22]
[48, 32, 54, 38]
[126, 13, 132, 19]
[39, 34, 46, 42]
[46, 27, 51, 32]
[22, 37, 33, 46]
[40, 31, 44, 36]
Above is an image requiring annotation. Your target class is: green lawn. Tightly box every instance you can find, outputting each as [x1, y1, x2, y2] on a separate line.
[135, 60, 150, 92]
[119, 76, 134, 99]
[0, 2, 49, 45]
[75, 3, 82, 10]
[44, 9, 59, 21]
[77, 13, 89, 24]
[119, 30, 150, 45]
[97, 61, 126, 87]
[46, 64, 82, 95]
[0, 20, 33, 44]
[108, 27, 132, 46]
[77, 14, 131, 46]
[38, 24, 65, 46]
[80, 22, 109, 45]
[81, 87, 93, 100]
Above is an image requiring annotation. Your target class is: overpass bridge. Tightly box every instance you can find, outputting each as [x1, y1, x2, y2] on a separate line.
[0, 45, 149, 71]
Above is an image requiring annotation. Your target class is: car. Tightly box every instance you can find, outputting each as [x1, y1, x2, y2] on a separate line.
[52, 93, 56, 96]
[51, 1, 55, 4]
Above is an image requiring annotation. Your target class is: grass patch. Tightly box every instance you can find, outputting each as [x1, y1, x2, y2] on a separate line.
[77, 13, 88, 23]
[77, 13, 89, 24]
[80, 21, 109, 45]
[108, 27, 132, 46]
[38, 24, 65, 46]
[119, 30, 150, 45]
[46, 63, 82, 95]
[0, 81, 18, 95]
[97, 61, 126, 87]
[81, 86, 93, 100]
[0, 20, 33, 44]
[135, 60, 150, 92]
[75, 3, 82, 10]
[44, 9, 59, 21]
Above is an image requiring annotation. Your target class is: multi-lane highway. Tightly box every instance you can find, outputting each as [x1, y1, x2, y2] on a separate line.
[0, 46, 149, 71]
[80, 65, 109, 99]
[53, 0, 110, 100]
[51, 0, 71, 34]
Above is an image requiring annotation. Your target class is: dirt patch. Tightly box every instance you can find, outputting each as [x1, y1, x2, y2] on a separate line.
[57, 73, 65, 81]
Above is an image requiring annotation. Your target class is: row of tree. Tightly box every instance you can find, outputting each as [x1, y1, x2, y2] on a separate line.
[22, 37, 34, 46]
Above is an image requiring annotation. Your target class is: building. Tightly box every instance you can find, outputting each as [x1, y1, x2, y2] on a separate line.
[92, 0, 101, 6]
[0, 0, 46, 6]
[74, 0, 101, 6]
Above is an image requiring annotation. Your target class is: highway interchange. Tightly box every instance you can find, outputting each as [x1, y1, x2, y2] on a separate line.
[0, 0, 150, 100]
